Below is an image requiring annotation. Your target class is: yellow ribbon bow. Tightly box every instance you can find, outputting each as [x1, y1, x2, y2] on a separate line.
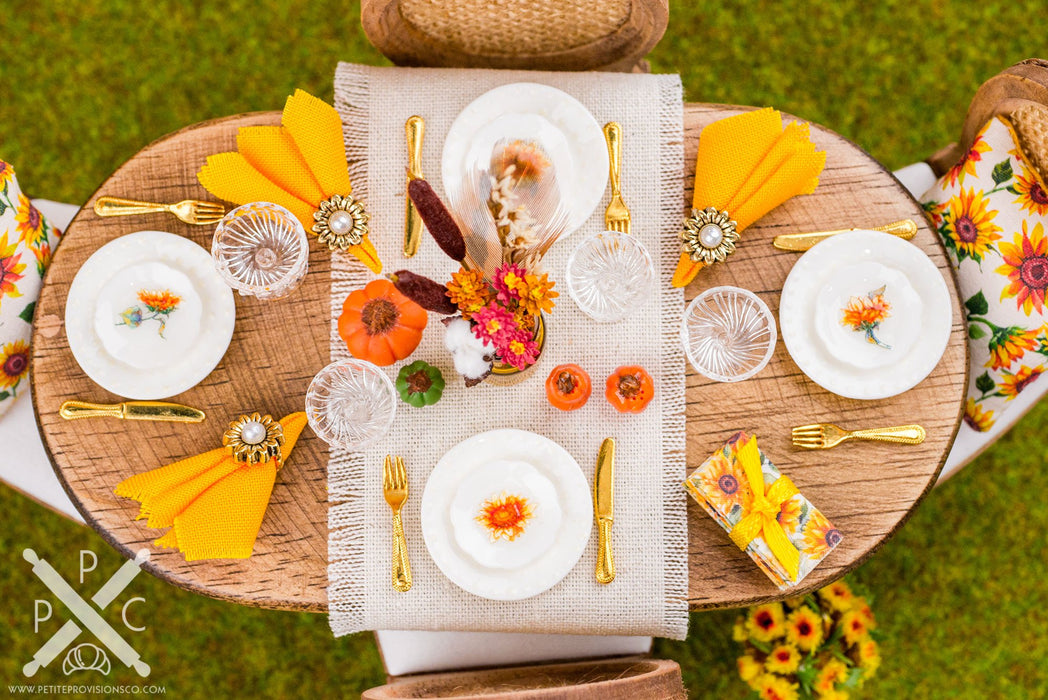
[672, 108, 826, 287]
[115, 412, 308, 561]
[728, 436, 801, 582]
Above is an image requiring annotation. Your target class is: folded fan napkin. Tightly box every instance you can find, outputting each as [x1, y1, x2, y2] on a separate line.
[115, 412, 308, 561]
[685, 431, 841, 590]
[672, 108, 825, 287]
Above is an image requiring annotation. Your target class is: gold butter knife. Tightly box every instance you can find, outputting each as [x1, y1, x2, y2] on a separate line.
[59, 400, 206, 423]
[594, 437, 615, 584]
[404, 115, 425, 257]
[772, 219, 918, 251]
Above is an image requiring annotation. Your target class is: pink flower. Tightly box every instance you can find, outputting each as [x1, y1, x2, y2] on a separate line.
[492, 263, 527, 305]
[472, 302, 516, 347]
[498, 330, 540, 370]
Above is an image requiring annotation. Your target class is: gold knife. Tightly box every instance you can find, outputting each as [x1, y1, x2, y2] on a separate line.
[404, 115, 425, 257]
[594, 437, 615, 584]
[59, 400, 206, 423]
[772, 218, 918, 251]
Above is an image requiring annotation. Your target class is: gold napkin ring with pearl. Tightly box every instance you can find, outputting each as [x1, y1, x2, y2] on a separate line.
[223, 412, 285, 468]
[680, 207, 740, 266]
[312, 194, 370, 251]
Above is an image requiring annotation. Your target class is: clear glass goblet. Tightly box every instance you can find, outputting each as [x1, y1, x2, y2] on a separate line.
[565, 230, 655, 323]
[305, 359, 396, 451]
[212, 202, 309, 300]
[681, 286, 777, 382]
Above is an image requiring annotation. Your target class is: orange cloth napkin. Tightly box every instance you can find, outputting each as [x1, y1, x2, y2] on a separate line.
[197, 90, 381, 273]
[115, 412, 308, 561]
[672, 108, 826, 287]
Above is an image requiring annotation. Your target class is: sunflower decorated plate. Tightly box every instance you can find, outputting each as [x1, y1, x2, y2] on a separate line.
[420, 428, 592, 601]
[779, 230, 951, 400]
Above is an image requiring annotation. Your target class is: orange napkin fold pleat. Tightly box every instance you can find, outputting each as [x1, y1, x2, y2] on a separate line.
[672, 108, 826, 287]
[197, 90, 381, 273]
[115, 412, 309, 561]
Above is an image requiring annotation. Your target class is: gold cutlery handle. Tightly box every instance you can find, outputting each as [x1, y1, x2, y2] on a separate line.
[59, 401, 123, 420]
[595, 518, 615, 584]
[94, 196, 170, 218]
[604, 122, 623, 197]
[772, 219, 918, 251]
[391, 511, 412, 592]
[404, 116, 425, 258]
[877, 219, 919, 237]
[848, 424, 926, 445]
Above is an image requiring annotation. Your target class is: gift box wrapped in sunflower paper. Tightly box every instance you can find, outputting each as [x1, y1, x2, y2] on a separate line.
[684, 431, 842, 590]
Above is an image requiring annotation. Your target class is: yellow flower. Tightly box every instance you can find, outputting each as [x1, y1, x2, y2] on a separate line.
[785, 606, 824, 651]
[776, 497, 802, 533]
[446, 267, 493, 319]
[746, 602, 786, 644]
[986, 326, 1040, 370]
[818, 580, 853, 612]
[942, 188, 1002, 261]
[756, 673, 799, 700]
[850, 595, 877, 630]
[943, 134, 991, 188]
[997, 221, 1048, 315]
[1012, 165, 1048, 217]
[733, 616, 748, 642]
[803, 511, 842, 560]
[0, 160, 14, 189]
[0, 339, 30, 393]
[998, 364, 1045, 401]
[14, 193, 47, 248]
[511, 271, 558, 316]
[817, 690, 850, 700]
[814, 658, 849, 695]
[840, 610, 870, 646]
[737, 654, 763, 686]
[0, 231, 27, 302]
[765, 644, 801, 674]
[700, 453, 751, 513]
[137, 289, 181, 313]
[963, 397, 995, 432]
[857, 638, 881, 678]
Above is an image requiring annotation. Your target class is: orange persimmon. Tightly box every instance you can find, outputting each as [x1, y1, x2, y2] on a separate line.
[338, 279, 427, 366]
[605, 365, 654, 414]
[545, 364, 592, 411]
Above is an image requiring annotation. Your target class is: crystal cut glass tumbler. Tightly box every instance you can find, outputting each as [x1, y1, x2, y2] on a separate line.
[565, 230, 655, 323]
[212, 202, 309, 300]
[681, 286, 777, 382]
[306, 359, 397, 451]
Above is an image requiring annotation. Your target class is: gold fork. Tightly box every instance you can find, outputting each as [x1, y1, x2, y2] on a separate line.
[383, 455, 412, 592]
[792, 423, 926, 449]
[603, 122, 631, 234]
[94, 196, 226, 226]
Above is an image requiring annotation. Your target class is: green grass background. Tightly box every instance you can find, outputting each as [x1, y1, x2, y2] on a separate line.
[2, 1, 1046, 697]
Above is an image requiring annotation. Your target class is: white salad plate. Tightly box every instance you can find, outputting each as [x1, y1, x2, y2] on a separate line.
[420, 428, 593, 601]
[442, 82, 609, 234]
[65, 230, 236, 399]
[779, 230, 952, 400]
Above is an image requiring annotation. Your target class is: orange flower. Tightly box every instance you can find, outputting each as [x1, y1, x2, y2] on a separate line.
[137, 289, 181, 314]
[840, 292, 891, 330]
[998, 364, 1044, 401]
[943, 134, 991, 188]
[1012, 165, 1048, 217]
[511, 271, 558, 316]
[475, 492, 533, 541]
[0, 339, 30, 393]
[785, 606, 823, 651]
[942, 188, 1002, 261]
[850, 595, 877, 630]
[14, 193, 46, 247]
[446, 267, 493, 319]
[803, 511, 842, 560]
[699, 454, 751, 513]
[814, 658, 849, 695]
[986, 326, 1040, 370]
[0, 232, 26, 303]
[492, 140, 551, 184]
[776, 497, 802, 533]
[963, 397, 995, 432]
[997, 221, 1048, 315]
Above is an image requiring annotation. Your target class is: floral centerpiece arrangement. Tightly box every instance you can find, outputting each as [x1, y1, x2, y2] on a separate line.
[734, 579, 881, 700]
[388, 140, 566, 386]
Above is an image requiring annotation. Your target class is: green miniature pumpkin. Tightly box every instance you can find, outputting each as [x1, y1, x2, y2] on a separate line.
[395, 360, 445, 407]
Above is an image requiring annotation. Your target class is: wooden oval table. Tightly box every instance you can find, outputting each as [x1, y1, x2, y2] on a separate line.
[31, 105, 967, 614]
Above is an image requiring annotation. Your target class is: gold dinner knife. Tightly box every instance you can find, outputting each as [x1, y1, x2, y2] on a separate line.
[594, 437, 616, 584]
[59, 400, 206, 423]
[404, 115, 425, 257]
[772, 218, 918, 251]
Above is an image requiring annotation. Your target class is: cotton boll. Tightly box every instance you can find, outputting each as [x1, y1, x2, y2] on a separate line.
[444, 317, 493, 380]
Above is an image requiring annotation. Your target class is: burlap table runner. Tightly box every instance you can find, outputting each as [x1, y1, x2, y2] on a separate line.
[329, 62, 687, 639]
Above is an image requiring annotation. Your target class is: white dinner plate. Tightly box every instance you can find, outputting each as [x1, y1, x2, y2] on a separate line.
[442, 82, 609, 235]
[420, 429, 593, 601]
[779, 230, 952, 400]
[65, 230, 236, 399]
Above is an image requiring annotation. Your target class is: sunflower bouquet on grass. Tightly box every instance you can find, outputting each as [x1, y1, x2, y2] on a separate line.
[733, 579, 881, 700]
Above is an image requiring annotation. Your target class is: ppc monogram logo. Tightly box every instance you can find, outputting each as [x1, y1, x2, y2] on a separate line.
[23, 548, 151, 678]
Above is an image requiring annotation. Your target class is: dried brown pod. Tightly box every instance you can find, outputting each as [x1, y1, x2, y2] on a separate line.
[388, 270, 458, 315]
[407, 178, 467, 262]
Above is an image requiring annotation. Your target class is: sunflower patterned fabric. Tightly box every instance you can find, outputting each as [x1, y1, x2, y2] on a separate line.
[0, 160, 63, 417]
[684, 431, 842, 590]
[922, 117, 1048, 434]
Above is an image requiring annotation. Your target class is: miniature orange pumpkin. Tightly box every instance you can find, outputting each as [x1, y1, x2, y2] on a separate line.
[338, 279, 427, 366]
[605, 365, 654, 414]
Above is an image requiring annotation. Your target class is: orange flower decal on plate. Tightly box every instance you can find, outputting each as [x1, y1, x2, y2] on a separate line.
[997, 220, 1048, 315]
[476, 492, 534, 542]
[840, 285, 892, 349]
[117, 289, 182, 338]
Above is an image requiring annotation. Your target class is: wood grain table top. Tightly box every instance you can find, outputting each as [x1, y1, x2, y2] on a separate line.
[31, 104, 967, 614]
